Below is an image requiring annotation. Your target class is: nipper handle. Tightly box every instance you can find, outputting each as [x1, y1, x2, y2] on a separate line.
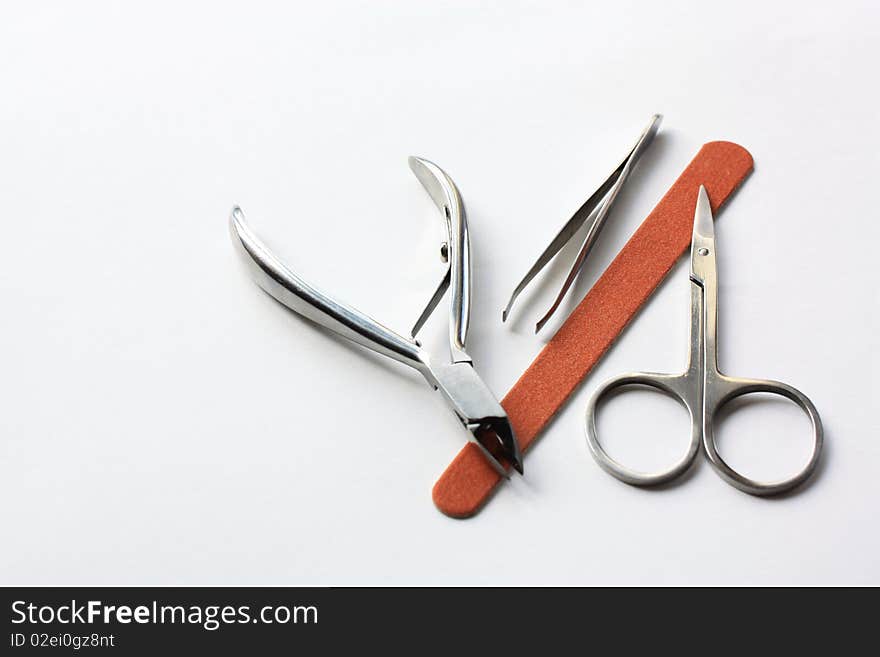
[408, 156, 471, 364]
[229, 207, 430, 376]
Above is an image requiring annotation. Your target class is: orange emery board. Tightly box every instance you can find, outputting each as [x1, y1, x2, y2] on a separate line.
[432, 141, 754, 518]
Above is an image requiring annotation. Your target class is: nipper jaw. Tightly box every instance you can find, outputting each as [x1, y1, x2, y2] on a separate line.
[427, 360, 522, 475]
[229, 157, 522, 476]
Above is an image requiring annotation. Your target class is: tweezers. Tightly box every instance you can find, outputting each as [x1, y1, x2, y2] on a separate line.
[229, 157, 523, 476]
[502, 114, 662, 332]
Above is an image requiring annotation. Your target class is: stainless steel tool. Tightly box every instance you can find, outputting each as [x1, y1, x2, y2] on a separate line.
[229, 157, 523, 476]
[585, 186, 823, 495]
[502, 114, 662, 332]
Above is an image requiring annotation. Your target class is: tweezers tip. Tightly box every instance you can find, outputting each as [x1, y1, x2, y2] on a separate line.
[501, 297, 516, 323]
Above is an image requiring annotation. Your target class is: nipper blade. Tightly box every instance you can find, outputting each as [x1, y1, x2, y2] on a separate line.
[429, 361, 523, 475]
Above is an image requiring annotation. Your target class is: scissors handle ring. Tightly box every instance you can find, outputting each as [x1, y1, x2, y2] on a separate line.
[585, 372, 701, 487]
[703, 376, 824, 496]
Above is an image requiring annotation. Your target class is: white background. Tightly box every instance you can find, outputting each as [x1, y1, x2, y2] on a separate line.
[2, 1, 877, 585]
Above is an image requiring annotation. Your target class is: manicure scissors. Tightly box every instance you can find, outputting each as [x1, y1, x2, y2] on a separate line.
[229, 157, 523, 476]
[585, 186, 823, 495]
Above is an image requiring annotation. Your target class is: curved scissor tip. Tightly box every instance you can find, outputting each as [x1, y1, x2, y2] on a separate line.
[693, 185, 715, 238]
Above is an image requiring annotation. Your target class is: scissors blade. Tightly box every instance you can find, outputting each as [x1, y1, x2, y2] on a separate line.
[690, 186, 716, 285]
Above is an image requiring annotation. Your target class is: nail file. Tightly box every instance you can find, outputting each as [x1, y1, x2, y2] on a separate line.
[432, 141, 755, 518]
